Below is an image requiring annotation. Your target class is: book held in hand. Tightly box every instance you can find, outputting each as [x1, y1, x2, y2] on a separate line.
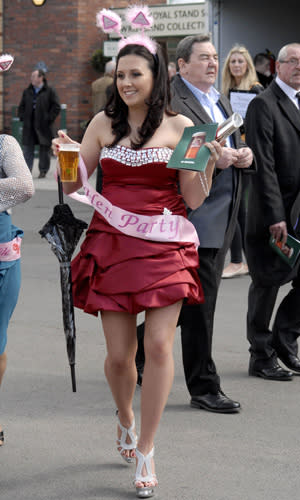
[167, 113, 243, 173]
[269, 233, 300, 268]
[167, 124, 218, 172]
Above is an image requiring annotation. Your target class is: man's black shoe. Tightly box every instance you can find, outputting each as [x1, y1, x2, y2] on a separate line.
[249, 363, 293, 380]
[38, 172, 46, 178]
[190, 390, 241, 413]
[278, 354, 300, 374]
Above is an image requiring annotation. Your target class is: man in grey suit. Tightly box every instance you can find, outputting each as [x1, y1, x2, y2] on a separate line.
[136, 35, 255, 412]
[171, 35, 254, 412]
[245, 43, 300, 380]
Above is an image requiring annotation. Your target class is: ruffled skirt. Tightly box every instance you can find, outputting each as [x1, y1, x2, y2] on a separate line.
[71, 212, 203, 315]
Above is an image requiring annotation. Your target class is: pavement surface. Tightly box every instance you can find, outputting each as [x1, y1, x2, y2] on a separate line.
[1, 158, 300, 500]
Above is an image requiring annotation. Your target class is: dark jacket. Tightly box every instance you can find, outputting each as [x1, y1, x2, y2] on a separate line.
[18, 79, 60, 146]
[256, 71, 274, 89]
[245, 80, 300, 286]
[171, 74, 256, 249]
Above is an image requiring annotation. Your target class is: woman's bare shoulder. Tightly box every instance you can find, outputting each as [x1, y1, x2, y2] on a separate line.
[90, 111, 112, 127]
[161, 113, 194, 148]
[85, 111, 114, 147]
[168, 113, 194, 132]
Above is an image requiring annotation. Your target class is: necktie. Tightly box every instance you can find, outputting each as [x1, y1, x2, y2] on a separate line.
[296, 91, 300, 109]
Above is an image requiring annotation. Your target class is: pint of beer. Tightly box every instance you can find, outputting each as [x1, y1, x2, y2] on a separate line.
[58, 143, 80, 182]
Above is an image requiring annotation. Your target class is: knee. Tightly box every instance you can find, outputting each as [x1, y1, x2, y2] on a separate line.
[145, 337, 171, 365]
[107, 353, 134, 375]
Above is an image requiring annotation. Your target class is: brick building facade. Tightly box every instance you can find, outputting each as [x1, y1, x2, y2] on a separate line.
[2, 0, 159, 141]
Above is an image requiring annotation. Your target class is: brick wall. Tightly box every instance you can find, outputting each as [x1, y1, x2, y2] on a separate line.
[2, 0, 160, 141]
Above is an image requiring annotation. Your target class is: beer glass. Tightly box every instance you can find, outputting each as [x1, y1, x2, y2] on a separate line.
[58, 143, 80, 182]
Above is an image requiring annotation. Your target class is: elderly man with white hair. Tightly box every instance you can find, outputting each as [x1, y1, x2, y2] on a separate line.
[245, 42, 300, 380]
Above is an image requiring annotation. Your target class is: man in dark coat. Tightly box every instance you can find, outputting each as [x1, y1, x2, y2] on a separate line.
[245, 43, 300, 380]
[136, 35, 255, 413]
[18, 69, 60, 178]
[254, 53, 274, 88]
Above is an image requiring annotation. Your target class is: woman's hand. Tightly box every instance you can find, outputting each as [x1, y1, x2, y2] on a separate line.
[51, 129, 80, 157]
[51, 130, 82, 195]
[205, 140, 223, 165]
[179, 140, 223, 209]
[200, 140, 223, 196]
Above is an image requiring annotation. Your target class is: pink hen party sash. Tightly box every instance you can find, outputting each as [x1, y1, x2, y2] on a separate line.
[67, 156, 200, 247]
[0, 236, 22, 262]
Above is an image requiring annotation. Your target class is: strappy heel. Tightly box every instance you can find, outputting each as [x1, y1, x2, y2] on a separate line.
[134, 447, 157, 498]
[116, 411, 137, 464]
[0, 430, 4, 446]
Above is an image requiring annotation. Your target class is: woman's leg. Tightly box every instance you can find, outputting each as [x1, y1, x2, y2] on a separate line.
[230, 223, 243, 264]
[0, 352, 7, 386]
[223, 176, 250, 278]
[136, 300, 183, 486]
[101, 310, 138, 458]
[0, 260, 21, 446]
[0, 351, 6, 445]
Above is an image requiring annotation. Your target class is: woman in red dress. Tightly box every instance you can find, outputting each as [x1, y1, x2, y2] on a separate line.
[53, 42, 222, 498]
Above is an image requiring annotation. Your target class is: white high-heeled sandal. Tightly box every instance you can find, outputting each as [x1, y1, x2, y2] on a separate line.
[116, 412, 137, 464]
[134, 447, 157, 498]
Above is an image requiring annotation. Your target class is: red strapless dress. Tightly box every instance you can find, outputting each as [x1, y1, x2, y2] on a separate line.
[71, 145, 204, 315]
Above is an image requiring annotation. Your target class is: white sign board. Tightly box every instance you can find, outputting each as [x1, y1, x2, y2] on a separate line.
[103, 41, 119, 57]
[229, 91, 258, 119]
[109, 4, 209, 39]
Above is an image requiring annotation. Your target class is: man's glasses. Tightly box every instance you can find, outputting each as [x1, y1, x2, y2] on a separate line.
[280, 58, 300, 67]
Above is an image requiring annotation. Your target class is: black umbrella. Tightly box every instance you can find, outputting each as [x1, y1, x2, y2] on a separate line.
[39, 177, 88, 391]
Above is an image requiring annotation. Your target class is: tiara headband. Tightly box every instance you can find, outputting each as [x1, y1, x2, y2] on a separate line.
[0, 54, 14, 72]
[96, 5, 157, 55]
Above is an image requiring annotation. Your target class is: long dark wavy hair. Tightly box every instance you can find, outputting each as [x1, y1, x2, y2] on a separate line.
[104, 43, 175, 150]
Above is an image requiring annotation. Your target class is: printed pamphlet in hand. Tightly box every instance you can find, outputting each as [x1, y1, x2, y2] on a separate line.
[167, 123, 218, 172]
[269, 233, 300, 268]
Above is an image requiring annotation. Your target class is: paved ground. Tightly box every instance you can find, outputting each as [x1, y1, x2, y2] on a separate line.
[1, 159, 300, 500]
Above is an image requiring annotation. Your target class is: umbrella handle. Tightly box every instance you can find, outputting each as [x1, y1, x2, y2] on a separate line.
[56, 158, 64, 204]
[57, 174, 64, 205]
[70, 364, 77, 392]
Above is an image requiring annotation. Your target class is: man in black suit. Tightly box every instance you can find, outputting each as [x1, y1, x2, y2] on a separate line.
[245, 43, 300, 380]
[136, 35, 255, 413]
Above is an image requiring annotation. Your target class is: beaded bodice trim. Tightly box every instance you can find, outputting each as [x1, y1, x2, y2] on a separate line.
[100, 145, 173, 167]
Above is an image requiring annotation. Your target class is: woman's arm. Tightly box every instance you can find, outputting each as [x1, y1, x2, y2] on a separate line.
[0, 135, 34, 212]
[169, 114, 223, 210]
[179, 141, 222, 209]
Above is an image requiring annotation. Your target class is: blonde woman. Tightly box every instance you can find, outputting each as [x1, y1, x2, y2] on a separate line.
[221, 45, 263, 278]
[222, 45, 263, 97]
